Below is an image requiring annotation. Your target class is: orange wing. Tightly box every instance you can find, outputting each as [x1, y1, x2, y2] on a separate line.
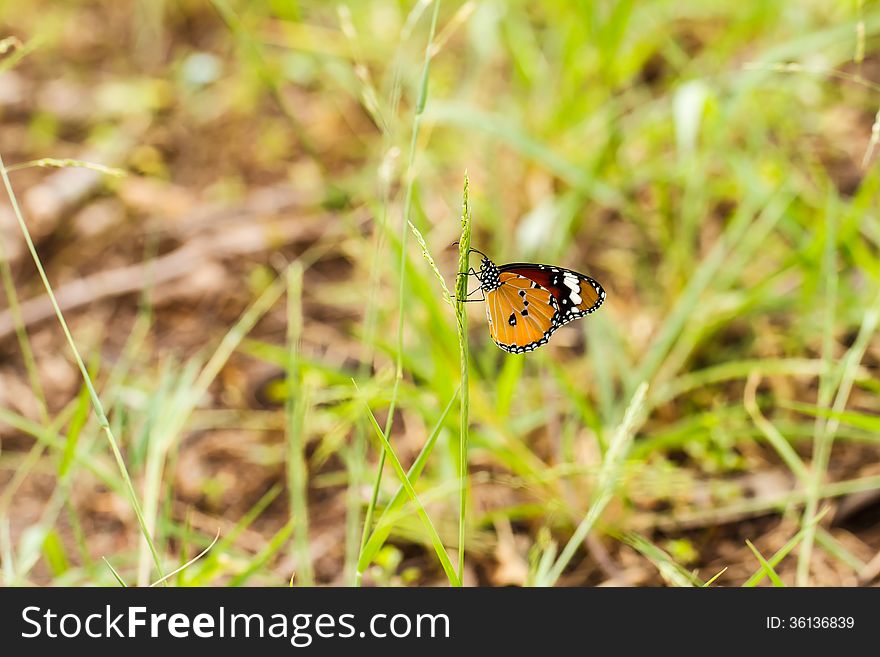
[485, 272, 560, 353]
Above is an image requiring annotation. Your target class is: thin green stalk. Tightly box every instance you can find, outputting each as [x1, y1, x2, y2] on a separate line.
[743, 508, 830, 587]
[743, 372, 810, 485]
[454, 172, 472, 583]
[348, 121, 398, 586]
[286, 264, 314, 585]
[228, 519, 296, 587]
[799, 289, 880, 584]
[343, 422, 366, 582]
[103, 557, 127, 587]
[798, 198, 838, 586]
[3, 158, 126, 176]
[0, 151, 165, 581]
[815, 526, 866, 574]
[150, 530, 220, 588]
[357, 0, 441, 584]
[620, 531, 700, 586]
[745, 539, 785, 586]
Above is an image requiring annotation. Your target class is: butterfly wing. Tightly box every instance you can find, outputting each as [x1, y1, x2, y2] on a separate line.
[498, 263, 605, 326]
[485, 272, 561, 353]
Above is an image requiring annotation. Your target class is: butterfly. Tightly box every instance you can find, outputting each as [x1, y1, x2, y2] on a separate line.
[460, 248, 606, 354]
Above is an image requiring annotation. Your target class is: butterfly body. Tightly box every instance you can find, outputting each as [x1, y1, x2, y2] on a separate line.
[473, 254, 605, 354]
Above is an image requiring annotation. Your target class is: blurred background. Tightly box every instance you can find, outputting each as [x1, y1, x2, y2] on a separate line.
[2, 0, 880, 587]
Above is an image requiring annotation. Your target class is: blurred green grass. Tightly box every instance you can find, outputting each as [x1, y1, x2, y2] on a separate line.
[1, 0, 880, 586]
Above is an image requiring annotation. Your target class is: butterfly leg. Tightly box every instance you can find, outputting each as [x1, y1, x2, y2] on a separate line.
[451, 268, 483, 301]
[453, 285, 485, 303]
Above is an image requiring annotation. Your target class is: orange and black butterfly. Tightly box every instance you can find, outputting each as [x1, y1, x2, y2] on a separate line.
[461, 248, 605, 354]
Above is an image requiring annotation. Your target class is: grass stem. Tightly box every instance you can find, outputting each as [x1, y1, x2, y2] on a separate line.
[356, 0, 441, 585]
[454, 172, 472, 583]
[0, 150, 165, 581]
[286, 264, 313, 585]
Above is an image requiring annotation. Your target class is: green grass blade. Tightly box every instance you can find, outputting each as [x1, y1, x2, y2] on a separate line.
[150, 530, 220, 588]
[357, 0, 442, 586]
[745, 539, 786, 587]
[620, 532, 701, 587]
[799, 289, 880, 584]
[703, 567, 728, 587]
[360, 392, 461, 587]
[228, 519, 296, 587]
[285, 263, 314, 585]
[797, 196, 839, 586]
[743, 507, 830, 587]
[455, 172, 472, 582]
[102, 557, 127, 587]
[784, 401, 880, 432]
[358, 385, 459, 572]
[743, 373, 810, 484]
[0, 150, 165, 582]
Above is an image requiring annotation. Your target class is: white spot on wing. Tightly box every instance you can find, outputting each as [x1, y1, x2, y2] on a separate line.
[563, 273, 582, 305]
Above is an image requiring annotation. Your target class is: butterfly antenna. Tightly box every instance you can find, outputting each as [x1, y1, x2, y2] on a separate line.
[452, 241, 490, 261]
